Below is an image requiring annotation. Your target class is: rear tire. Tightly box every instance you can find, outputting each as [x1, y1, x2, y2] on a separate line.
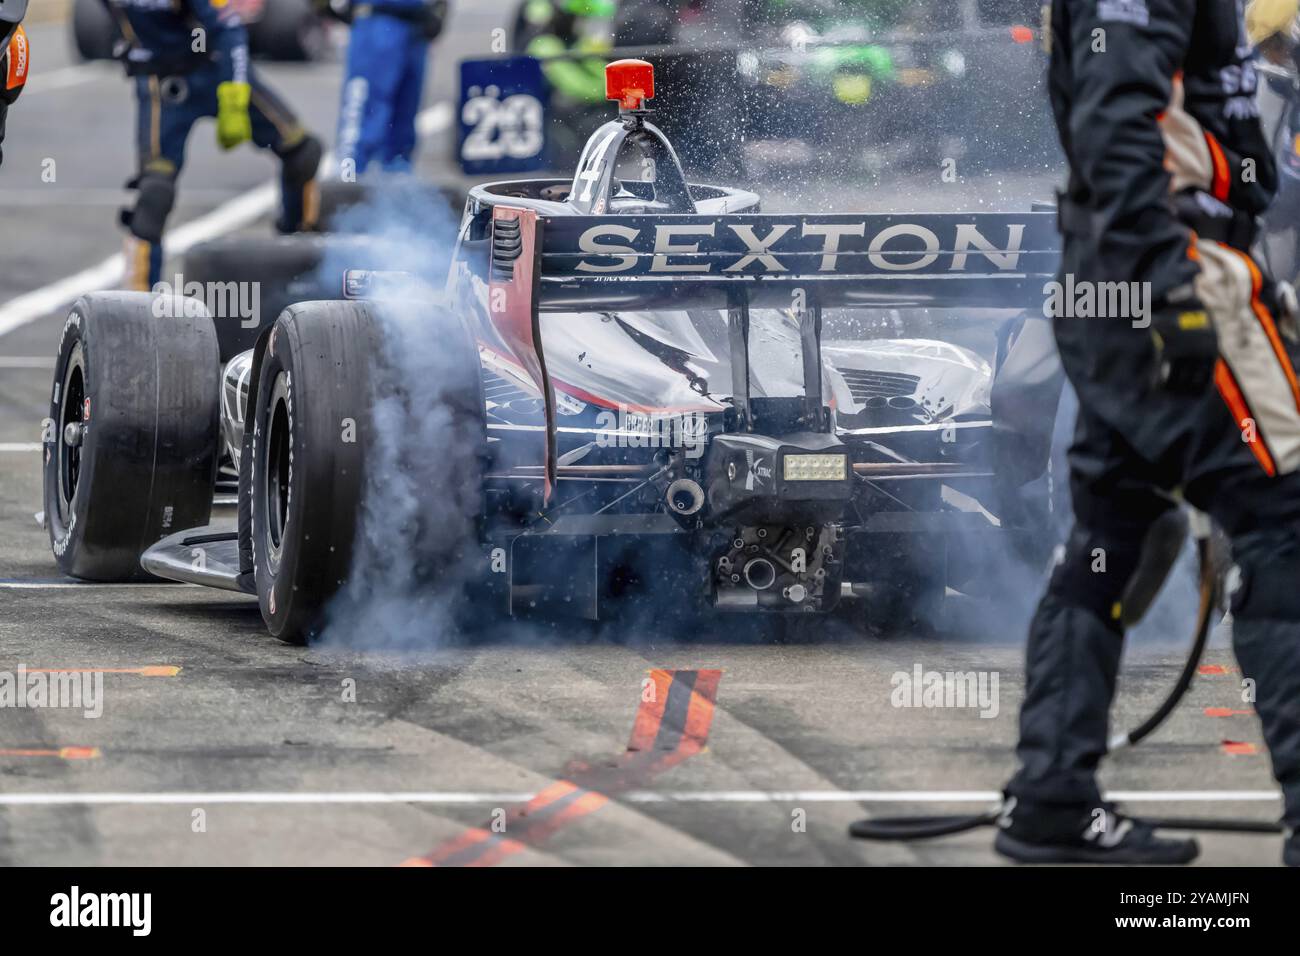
[72, 0, 120, 61]
[44, 293, 220, 580]
[249, 298, 487, 643]
[247, 0, 327, 62]
[249, 302, 376, 642]
[182, 235, 393, 362]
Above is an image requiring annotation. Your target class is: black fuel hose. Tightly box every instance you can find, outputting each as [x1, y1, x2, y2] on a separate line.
[850, 519, 1284, 842]
[1107, 532, 1216, 751]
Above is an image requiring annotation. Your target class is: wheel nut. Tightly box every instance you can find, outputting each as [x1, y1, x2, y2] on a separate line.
[63, 422, 83, 448]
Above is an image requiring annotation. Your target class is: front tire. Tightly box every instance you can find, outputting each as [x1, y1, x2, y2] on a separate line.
[44, 293, 220, 580]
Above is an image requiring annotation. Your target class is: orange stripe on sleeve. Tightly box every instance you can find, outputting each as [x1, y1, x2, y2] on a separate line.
[1204, 131, 1231, 202]
[1234, 248, 1300, 412]
[1215, 359, 1277, 476]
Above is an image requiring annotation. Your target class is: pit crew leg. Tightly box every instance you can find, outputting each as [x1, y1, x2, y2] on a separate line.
[121, 170, 176, 291]
[1006, 529, 1154, 810]
[122, 73, 199, 290]
[1226, 529, 1300, 837]
[274, 134, 322, 234]
[245, 69, 320, 233]
[336, 13, 405, 178]
[379, 26, 428, 172]
[1005, 411, 1174, 816]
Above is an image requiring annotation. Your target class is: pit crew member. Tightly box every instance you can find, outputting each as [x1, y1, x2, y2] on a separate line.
[105, 0, 323, 290]
[333, 0, 448, 177]
[997, 0, 1300, 867]
[0, 0, 29, 169]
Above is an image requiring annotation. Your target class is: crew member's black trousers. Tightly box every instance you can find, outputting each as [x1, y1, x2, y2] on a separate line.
[1007, 236, 1300, 830]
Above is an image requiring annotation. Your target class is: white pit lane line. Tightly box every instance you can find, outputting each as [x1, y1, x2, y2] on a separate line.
[0, 357, 55, 368]
[0, 102, 454, 341]
[0, 443, 43, 452]
[0, 790, 1281, 807]
[22, 62, 118, 96]
[0, 581, 200, 589]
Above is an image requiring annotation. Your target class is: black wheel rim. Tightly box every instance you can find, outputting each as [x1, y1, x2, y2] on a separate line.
[56, 353, 86, 526]
[263, 377, 292, 575]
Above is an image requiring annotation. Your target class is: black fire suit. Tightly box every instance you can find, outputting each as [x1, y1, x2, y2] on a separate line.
[0, 16, 28, 168]
[1004, 0, 1300, 859]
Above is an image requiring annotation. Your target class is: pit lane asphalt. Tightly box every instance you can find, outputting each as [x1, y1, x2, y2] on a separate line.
[0, 9, 1288, 867]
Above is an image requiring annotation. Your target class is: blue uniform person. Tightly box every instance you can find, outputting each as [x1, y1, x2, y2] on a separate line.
[334, 1, 447, 177]
[106, 0, 324, 290]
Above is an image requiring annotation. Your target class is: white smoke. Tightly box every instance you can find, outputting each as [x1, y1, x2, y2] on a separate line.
[312, 183, 488, 649]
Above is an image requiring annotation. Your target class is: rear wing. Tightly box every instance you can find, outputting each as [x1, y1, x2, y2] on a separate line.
[534, 212, 1058, 310]
[485, 207, 1060, 497]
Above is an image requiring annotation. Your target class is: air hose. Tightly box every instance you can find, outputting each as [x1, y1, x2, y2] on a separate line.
[849, 514, 1286, 842]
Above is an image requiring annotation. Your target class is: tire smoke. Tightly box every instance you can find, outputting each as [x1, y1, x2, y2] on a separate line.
[310, 183, 487, 649]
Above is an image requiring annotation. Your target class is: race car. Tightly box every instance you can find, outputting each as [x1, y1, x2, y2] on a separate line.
[72, 0, 330, 62]
[44, 59, 1067, 643]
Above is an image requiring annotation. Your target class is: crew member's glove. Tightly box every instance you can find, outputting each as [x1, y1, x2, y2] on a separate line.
[1150, 292, 1218, 393]
[216, 81, 253, 151]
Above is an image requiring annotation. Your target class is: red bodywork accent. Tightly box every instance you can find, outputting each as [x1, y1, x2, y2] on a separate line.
[489, 206, 556, 499]
[605, 59, 655, 111]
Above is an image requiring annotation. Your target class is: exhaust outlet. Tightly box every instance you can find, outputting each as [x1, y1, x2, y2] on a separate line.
[743, 557, 777, 590]
[667, 478, 705, 516]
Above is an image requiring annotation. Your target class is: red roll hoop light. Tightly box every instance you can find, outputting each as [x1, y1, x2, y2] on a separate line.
[605, 58, 655, 111]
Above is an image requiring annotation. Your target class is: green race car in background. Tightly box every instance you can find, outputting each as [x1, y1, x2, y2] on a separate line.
[505, 0, 1056, 175]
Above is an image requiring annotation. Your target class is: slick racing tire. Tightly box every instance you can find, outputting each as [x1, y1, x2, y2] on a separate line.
[249, 299, 487, 644]
[72, 0, 121, 61]
[247, 0, 328, 62]
[45, 293, 220, 581]
[182, 235, 394, 362]
[250, 302, 376, 642]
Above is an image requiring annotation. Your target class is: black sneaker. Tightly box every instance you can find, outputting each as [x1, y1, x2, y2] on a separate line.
[994, 797, 1199, 865]
[1285, 830, 1299, 868]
